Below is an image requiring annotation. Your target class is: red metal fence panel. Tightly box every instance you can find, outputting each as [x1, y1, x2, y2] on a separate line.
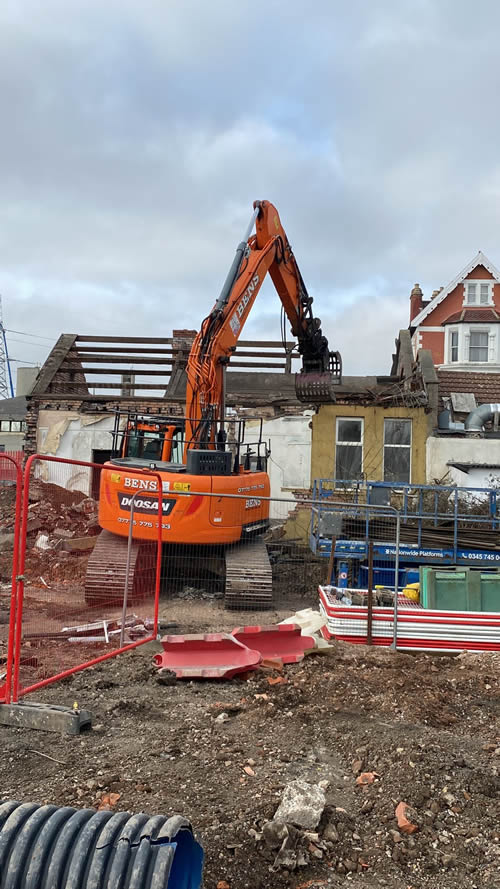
[0, 453, 22, 704]
[0, 450, 23, 484]
[10, 455, 163, 701]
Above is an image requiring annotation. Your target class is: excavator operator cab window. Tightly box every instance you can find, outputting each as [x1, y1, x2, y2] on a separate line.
[142, 433, 163, 460]
[169, 428, 184, 464]
[126, 430, 163, 461]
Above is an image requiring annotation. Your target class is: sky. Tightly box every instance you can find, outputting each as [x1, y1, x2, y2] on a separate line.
[2, 0, 500, 387]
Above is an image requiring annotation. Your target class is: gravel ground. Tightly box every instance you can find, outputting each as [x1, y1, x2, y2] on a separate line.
[0, 598, 499, 889]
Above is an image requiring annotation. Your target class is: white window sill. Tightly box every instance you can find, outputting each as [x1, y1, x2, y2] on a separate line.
[438, 362, 500, 370]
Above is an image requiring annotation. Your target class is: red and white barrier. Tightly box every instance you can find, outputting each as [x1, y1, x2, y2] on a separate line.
[318, 586, 500, 652]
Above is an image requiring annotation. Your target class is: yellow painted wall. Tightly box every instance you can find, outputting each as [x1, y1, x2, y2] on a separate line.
[311, 404, 428, 484]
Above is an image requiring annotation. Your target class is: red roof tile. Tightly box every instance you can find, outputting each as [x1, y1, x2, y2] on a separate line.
[443, 309, 500, 324]
[438, 370, 500, 405]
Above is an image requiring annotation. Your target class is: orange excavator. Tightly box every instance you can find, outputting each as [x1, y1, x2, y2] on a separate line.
[85, 200, 341, 608]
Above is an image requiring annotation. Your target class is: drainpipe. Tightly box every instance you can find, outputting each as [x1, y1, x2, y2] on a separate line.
[465, 403, 500, 434]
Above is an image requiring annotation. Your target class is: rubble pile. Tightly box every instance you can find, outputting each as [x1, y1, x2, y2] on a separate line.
[0, 480, 100, 584]
[0, 481, 99, 540]
[0, 485, 18, 526]
[28, 493, 99, 540]
[0, 487, 19, 578]
[27, 485, 99, 581]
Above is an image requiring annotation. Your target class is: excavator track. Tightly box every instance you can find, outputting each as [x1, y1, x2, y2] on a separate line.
[85, 532, 273, 611]
[224, 539, 273, 610]
[84, 530, 156, 608]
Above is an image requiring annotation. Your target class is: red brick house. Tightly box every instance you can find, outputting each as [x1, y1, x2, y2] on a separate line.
[409, 251, 500, 369]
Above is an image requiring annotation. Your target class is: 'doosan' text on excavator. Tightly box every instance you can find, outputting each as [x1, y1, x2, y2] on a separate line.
[85, 200, 341, 609]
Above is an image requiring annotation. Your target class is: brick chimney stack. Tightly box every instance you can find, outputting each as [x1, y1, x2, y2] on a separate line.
[410, 283, 423, 323]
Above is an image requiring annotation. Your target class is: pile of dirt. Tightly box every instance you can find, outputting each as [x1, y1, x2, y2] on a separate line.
[0, 485, 18, 524]
[0, 600, 498, 889]
[0, 479, 97, 538]
[26, 486, 98, 538]
[0, 481, 99, 585]
[0, 486, 19, 582]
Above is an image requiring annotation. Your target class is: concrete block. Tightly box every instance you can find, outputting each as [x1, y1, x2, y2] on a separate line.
[0, 701, 92, 734]
[273, 779, 326, 829]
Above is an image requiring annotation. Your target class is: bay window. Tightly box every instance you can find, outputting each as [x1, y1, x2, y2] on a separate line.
[444, 325, 498, 365]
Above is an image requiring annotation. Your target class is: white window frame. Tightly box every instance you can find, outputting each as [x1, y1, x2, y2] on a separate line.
[463, 279, 494, 306]
[335, 417, 364, 482]
[383, 418, 412, 484]
[449, 328, 459, 363]
[442, 324, 498, 366]
[468, 328, 490, 363]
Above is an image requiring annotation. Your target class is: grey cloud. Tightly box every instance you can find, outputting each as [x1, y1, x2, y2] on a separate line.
[2, 0, 500, 379]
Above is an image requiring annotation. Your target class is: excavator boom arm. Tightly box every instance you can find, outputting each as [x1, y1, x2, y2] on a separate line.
[254, 201, 335, 374]
[185, 200, 340, 450]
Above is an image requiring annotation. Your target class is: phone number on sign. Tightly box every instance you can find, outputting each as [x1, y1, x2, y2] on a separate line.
[464, 552, 500, 561]
[117, 518, 171, 529]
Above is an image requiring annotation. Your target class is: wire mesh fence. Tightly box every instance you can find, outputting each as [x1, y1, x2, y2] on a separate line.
[312, 499, 404, 647]
[0, 450, 22, 484]
[11, 456, 162, 699]
[6, 453, 412, 700]
[134, 490, 327, 612]
[0, 452, 22, 704]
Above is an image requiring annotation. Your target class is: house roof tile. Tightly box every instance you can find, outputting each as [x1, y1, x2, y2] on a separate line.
[0, 396, 27, 419]
[443, 309, 500, 324]
[438, 370, 500, 405]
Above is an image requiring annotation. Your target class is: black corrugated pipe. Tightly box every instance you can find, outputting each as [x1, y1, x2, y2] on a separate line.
[0, 800, 203, 889]
[464, 402, 500, 434]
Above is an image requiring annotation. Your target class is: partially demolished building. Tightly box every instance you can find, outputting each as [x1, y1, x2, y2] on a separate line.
[23, 327, 438, 496]
[24, 331, 312, 498]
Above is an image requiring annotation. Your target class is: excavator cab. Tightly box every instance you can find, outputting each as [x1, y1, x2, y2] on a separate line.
[121, 421, 184, 464]
[111, 411, 269, 476]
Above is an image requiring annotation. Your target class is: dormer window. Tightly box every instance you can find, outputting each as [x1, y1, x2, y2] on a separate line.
[464, 280, 493, 306]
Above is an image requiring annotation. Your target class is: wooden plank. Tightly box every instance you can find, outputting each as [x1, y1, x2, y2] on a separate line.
[75, 336, 174, 344]
[32, 392, 176, 402]
[64, 362, 290, 373]
[79, 353, 297, 364]
[61, 367, 172, 376]
[230, 349, 299, 359]
[226, 361, 287, 369]
[64, 382, 169, 389]
[77, 346, 180, 355]
[77, 347, 298, 360]
[75, 336, 294, 348]
[76, 356, 176, 365]
[238, 340, 296, 348]
[30, 335, 82, 397]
